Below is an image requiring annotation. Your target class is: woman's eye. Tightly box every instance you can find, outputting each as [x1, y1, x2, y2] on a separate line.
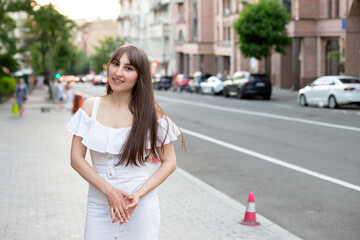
[125, 66, 133, 71]
[112, 62, 119, 66]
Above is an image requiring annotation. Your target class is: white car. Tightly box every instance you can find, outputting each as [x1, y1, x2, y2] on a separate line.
[297, 76, 360, 108]
[199, 76, 224, 95]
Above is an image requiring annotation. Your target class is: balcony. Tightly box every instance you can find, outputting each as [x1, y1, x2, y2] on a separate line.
[220, 40, 231, 47]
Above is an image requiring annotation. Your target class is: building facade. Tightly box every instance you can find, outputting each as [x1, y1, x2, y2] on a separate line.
[76, 19, 118, 57]
[275, 0, 360, 88]
[118, 0, 177, 75]
[8, 11, 32, 76]
[175, 0, 217, 75]
[176, 0, 360, 89]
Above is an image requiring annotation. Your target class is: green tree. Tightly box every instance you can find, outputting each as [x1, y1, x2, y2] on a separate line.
[54, 40, 76, 73]
[90, 36, 124, 73]
[25, 3, 75, 98]
[233, 0, 291, 76]
[73, 50, 90, 75]
[0, 0, 33, 71]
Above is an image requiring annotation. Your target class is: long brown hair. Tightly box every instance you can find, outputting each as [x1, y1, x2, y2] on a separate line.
[106, 44, 184, 166]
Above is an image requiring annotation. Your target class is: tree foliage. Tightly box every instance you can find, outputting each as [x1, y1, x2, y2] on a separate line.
[73, 50, 90, 75]
[233, 0, 291, 60]
[91, 36, 124, 73]
[0, 0, 33, 71]
[25, 2, 75, 98]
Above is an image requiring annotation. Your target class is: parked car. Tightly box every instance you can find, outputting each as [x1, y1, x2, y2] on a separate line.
[153, 75, 172, 90]
[172, 74, 192, 92]
[86, 74, 94, 82]
[188, 72, 213, 93]
[93, 75, 107, 85]
[199, 76, 224, 95]
[297, 75, 360, 108]
[223, 71, 272, 100]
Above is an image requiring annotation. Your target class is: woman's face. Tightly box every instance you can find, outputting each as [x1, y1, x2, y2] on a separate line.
[108, 53, 138, 93]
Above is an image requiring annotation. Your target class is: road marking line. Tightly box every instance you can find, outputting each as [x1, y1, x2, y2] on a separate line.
[181, 128, 360, 192]
[156, 96, 360, 132]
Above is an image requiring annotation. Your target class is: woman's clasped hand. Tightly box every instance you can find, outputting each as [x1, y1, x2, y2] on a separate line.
[107, 188, 141, 225]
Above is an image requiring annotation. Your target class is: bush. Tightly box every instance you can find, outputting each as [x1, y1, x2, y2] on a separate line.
[0, 75, 17, 99]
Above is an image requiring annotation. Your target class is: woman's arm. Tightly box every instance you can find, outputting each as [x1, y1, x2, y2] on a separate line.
[70, 135, 132, 223]
[128, 142, 177, 208]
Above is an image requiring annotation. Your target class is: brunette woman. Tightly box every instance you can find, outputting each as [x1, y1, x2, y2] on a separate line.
[67, 44, 183, 239]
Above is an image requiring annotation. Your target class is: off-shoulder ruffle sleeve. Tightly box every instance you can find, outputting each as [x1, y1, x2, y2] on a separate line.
[66, 108, 131, 154]
[66, 110, 180, 153]
[66, 108, 92, 139]
[156, 116, 181, 147]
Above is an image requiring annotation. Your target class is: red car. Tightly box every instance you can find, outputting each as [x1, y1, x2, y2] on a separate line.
[172, 74, 192, 92]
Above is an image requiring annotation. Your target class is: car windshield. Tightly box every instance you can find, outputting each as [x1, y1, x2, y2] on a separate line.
[249, 75, 267, 81]
[339, 78, 360, 84]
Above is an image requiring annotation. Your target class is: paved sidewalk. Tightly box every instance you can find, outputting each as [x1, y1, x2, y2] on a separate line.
[0, 88, 302, 239]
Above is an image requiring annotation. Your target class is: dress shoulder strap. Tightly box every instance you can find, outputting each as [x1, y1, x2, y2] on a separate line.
[92, 97, 100, 120]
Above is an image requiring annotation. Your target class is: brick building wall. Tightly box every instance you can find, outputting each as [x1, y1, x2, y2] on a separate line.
[175, 0, 359, 88]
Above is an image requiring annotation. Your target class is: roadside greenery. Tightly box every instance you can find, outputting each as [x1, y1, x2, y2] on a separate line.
[25, 2, 76, 98]
[0, 74, 17, 102]
[0, 0, 33, 72]
[91, 36, 124, 73]
[2, 1, 123, 100]
[233, 0, 291, 76]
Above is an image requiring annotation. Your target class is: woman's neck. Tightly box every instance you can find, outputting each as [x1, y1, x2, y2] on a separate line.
[108, 91, 132, 108]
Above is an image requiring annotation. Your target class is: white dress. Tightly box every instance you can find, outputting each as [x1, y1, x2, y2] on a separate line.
[66, 97, 180, 240]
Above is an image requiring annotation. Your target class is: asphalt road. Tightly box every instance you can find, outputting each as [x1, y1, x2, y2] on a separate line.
[72, 82, 360, 240]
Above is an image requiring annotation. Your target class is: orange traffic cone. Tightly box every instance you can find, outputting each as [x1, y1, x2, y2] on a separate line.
[240, 192, 260, 226]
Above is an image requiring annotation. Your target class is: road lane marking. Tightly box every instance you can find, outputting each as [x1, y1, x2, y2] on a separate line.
[181, 128, 360, 192]
[156, 96, 360, 132]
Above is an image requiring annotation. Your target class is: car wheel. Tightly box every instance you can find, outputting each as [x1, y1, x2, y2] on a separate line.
[237, 89, 245, 99]
[328, 95, 338, 109]
[263, 94, 271, 100]
[211, 87, 215, 95]
[223, 88, 229, 97]
[299, 94, 308, 106]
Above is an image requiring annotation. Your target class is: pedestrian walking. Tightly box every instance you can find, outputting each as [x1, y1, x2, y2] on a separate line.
[56, 79, 64, 108]
[65, 81, 73, 111]
[13, 77, 29, 118]
[66, 44, 184, 240]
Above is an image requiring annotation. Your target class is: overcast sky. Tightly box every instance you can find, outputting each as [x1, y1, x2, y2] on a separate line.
[36, 0, 120, 21]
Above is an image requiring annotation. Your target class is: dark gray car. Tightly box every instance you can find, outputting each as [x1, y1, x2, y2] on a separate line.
[223, 72, 272, 100]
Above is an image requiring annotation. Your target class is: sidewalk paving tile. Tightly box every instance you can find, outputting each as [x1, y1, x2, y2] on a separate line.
[0, 88, 301, 240]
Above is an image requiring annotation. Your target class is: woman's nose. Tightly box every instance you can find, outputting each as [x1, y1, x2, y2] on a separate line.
[115, 66, 123, 76]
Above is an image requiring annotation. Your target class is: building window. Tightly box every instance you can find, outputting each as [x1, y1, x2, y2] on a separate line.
[223, 0, 231, 16]
[178, 3, 184, 22]
[283, 0, 291, 14]
[335, 0, 340, 18]
[326, 40, 340, 75]
[178, 30, 184, 45]
[192, 0, 198, 42]
[328, 0, 333, 18]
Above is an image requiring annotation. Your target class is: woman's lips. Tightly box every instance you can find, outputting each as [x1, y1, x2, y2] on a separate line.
[113, 78, 124, 84]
